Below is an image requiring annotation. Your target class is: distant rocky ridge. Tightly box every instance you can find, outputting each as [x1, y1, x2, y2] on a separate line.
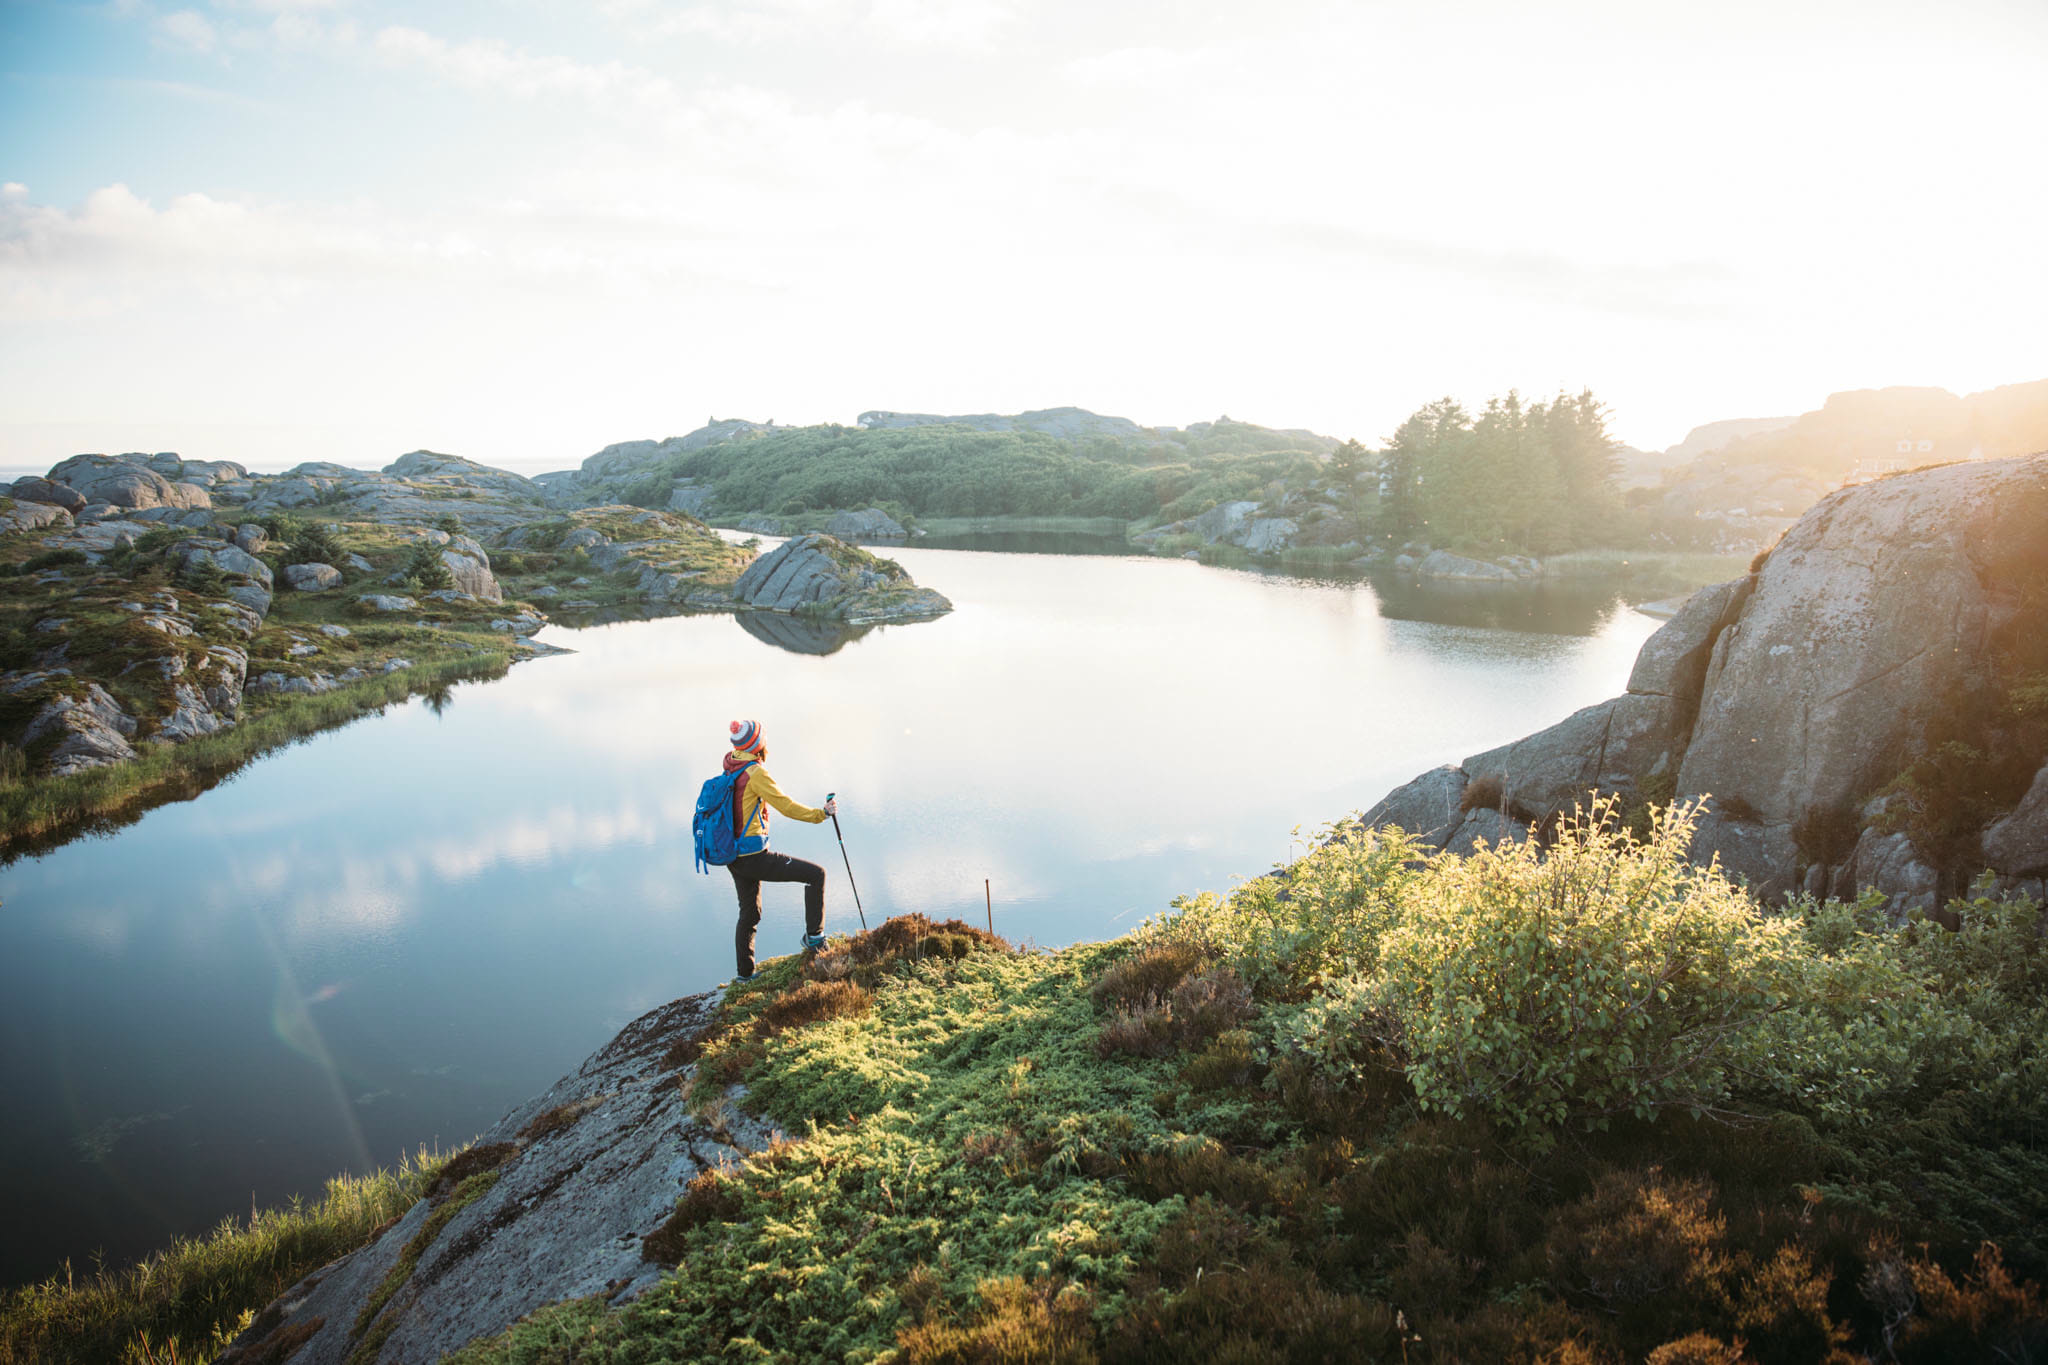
[1358, 453, 2048, 914]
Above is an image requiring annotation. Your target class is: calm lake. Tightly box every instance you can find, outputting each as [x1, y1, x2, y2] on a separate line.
[0, 541, 1657, 1287]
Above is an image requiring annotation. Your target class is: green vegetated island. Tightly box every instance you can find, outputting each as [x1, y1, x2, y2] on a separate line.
[8, 453, 2048, 1362]
[0, 451, 948, 856]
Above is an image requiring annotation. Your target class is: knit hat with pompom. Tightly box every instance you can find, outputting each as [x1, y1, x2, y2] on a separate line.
[728, 719, 765, 754]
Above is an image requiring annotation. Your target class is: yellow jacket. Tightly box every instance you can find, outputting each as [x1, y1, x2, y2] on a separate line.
[724, 751, 826, 847]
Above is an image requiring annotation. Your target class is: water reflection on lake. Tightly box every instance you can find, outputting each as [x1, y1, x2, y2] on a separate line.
[0, 546, 1656, 1286]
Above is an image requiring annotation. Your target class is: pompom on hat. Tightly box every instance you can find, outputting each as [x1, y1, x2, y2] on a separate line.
[728, 719, 765, 754]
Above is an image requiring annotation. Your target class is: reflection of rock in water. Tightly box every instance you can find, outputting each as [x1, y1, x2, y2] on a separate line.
[736, 611, 877, 656]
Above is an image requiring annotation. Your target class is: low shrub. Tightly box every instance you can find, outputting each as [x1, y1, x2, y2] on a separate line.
[643, 1171, 745, 1265]
[755, 979, 873, 1035]
[897, 1277, 1097, 1365]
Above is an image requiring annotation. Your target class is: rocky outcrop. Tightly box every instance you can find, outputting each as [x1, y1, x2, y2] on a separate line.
[218, 993, 776, 1365]
[1193, 501, 1257, 543]
[1358, 453, 2048, 912]
[16, 679, 140, 775]
[178, 540, 275, 618]
[47, 455, 210, 511]
[1983, 765, 2048, 878]
[826, 507, 906, 539]
[730, 533, 950, 622]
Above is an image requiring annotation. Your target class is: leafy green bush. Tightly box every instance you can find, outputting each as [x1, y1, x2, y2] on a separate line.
[1273, 804, 1800, 1130]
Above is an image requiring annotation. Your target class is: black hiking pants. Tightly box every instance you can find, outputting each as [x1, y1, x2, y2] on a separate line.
[729, 850, 826, 976]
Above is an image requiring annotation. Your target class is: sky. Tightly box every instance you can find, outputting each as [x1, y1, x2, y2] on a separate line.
[2, 0, 2046, 476]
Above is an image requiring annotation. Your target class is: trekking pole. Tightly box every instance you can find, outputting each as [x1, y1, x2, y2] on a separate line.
[825, 794, 868, 931]
[985, 878, 993, 936]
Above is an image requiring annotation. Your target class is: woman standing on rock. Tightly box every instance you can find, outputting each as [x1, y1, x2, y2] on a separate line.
[716, 719, 836, 981]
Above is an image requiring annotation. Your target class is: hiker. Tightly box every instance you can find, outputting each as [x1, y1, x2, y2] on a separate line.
[713, 719, 836, 981]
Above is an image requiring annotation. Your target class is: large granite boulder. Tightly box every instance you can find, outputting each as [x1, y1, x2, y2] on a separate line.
[1357, 453, 2048, 910]
[284, 562, 343, 592]
[731, 533, 949, 622]
[9, 477, 87, 513]
[1675, 459, 2048, 827]
[441, 549, 502, 603]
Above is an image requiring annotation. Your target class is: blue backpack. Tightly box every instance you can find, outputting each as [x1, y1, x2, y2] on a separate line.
[693, 761, 763, 872]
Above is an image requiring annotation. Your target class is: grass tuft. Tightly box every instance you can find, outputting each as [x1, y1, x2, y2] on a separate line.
[0, 1148, 449, 1365]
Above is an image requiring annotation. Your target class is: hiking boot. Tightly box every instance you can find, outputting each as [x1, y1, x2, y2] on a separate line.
[800, 933, 826, 951]
[729, 972, 755, 985]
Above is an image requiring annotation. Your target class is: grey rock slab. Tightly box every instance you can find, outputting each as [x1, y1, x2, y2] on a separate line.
[1461, 701, 1614, 820]
[1443, 808, 1531, 857]
[1626, 576, 1753, 700]
[233, 523, 268, 554]
[1983, 764, 2048, 878]
[358, 594, 419, 613]
[1359, 765, 1469, 846]
[222, 994, 778, 1365]
[1689, 812, 1800, 902]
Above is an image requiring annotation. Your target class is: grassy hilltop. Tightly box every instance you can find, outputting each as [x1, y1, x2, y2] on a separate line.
[19, 803, 2042, 1362]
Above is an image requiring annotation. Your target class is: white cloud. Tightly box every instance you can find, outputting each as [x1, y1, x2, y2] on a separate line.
[598, 0, 1011, 48]
[154, 8, 219, 52]
[373, 26, 692, 123]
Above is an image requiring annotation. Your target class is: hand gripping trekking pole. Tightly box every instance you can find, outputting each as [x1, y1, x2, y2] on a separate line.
[825, 794, 868, 931]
